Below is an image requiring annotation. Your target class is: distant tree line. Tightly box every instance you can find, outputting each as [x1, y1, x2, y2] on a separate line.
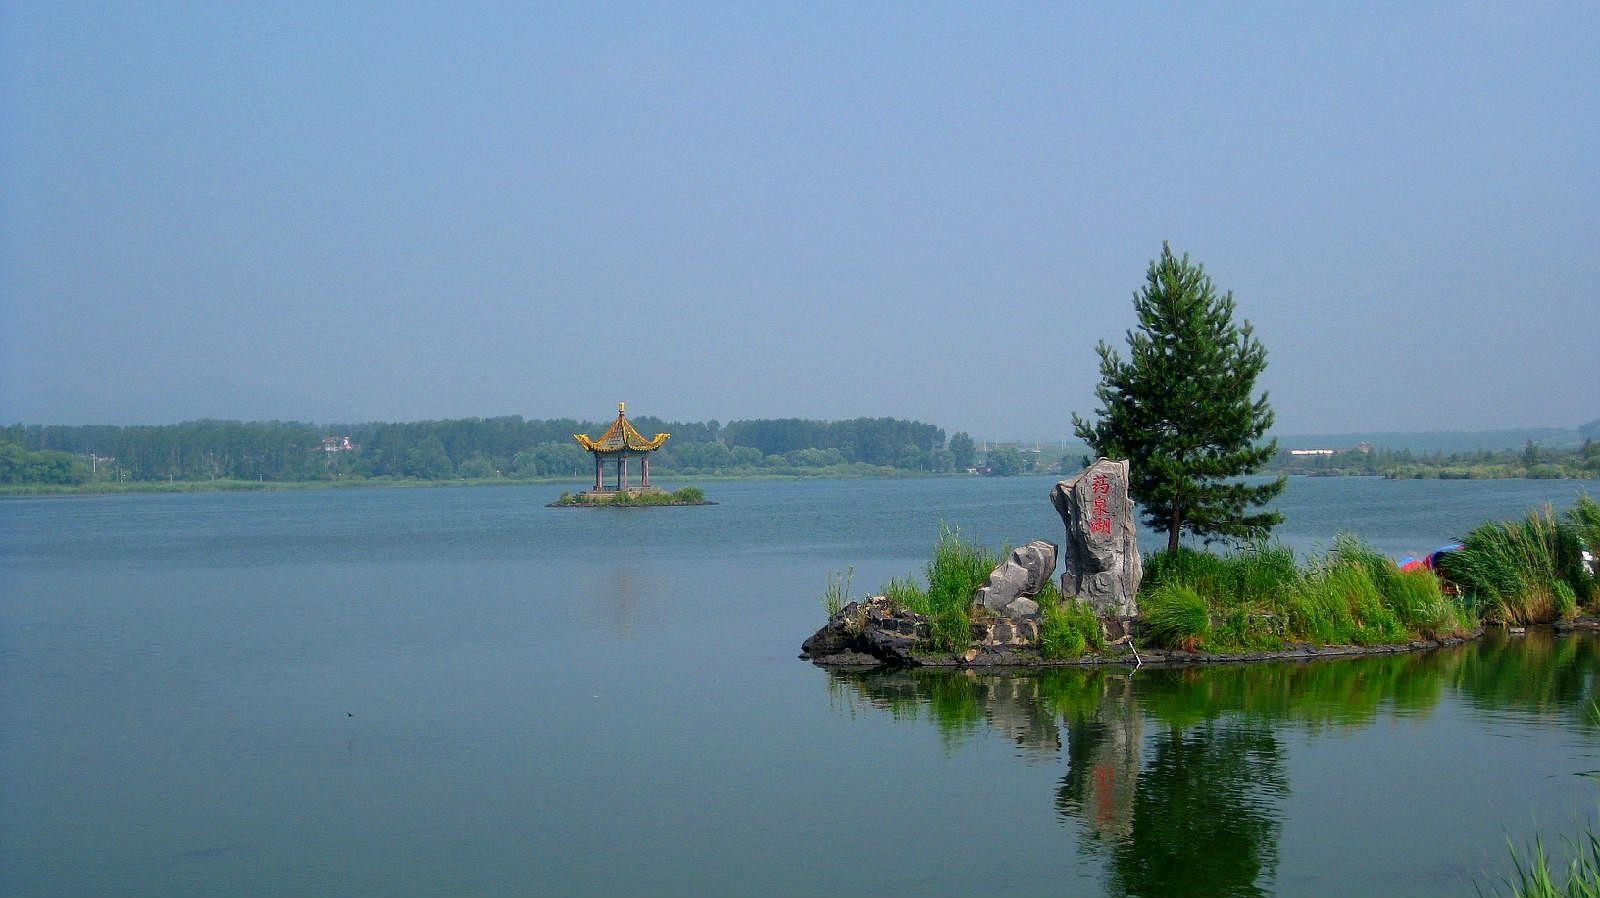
[720, 417, 948, 469]
[0, 416, 980, 485]
[1267, 440, 1600, 480]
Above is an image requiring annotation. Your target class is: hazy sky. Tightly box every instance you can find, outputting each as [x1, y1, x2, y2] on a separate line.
[2, 3, 1595, 438]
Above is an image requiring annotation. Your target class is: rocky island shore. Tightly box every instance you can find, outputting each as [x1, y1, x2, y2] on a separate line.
[800, 458, 1594, 670]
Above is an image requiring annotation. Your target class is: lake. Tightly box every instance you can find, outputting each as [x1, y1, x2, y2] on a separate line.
[2, 475, 1597, 897]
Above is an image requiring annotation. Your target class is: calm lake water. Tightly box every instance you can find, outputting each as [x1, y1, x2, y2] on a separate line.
[2, 475, 1597, 897]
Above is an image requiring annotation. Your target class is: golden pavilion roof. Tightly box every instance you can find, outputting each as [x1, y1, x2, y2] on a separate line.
[573, 403, 670, 454]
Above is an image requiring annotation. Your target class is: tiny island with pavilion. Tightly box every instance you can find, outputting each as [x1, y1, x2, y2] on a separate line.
[549, 403, 712, 507]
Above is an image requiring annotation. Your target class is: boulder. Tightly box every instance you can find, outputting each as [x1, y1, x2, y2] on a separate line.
[974, 540, 1058, 619]
[1051, 458, 1142, 620]
[799, 596, 931, 666]
[800, 601, 861, 658]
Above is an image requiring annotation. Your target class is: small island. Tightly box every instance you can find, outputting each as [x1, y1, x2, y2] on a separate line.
[802, 461, 1597, 669]
[805, 248, 1598, 669]
[550, 403, 713, 507]
[549, 486, 712, 507]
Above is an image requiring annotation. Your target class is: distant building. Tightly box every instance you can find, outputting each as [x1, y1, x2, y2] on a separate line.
[321, 436, 356, 452]
[1287, 449, 1336, 457]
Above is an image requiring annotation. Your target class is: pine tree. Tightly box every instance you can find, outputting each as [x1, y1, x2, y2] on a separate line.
[1072, 243, 1285, 551]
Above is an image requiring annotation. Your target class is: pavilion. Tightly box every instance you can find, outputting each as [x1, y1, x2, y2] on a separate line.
[572, 403, 671, 493]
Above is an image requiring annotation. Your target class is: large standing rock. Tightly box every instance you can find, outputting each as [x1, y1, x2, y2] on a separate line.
[974, 540, 1058, 619]
[1051, 458, 1141, 621]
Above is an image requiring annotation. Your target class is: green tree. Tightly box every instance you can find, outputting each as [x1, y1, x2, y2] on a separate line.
[457, 455, 499, 479]
[949, 432, 976, 470]
[986, 446, 1024, 476]
[1072, 243, 1284, 551]
[895, 443, 927, 470]
[404, 436, 454, 479]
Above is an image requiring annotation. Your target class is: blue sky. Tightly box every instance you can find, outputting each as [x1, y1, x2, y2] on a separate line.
[2, 3, 1595, 438]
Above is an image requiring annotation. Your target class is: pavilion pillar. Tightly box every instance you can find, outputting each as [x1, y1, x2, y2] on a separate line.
[642, 456, 651, 488]
[594, 455, 603, 492]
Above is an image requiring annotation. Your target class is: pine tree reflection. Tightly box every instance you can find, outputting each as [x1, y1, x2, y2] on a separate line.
[1105, 724, 1285, 897]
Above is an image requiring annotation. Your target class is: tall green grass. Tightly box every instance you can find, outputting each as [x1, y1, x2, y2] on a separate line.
[1141, 582, 1209, 650]
[854, 498, 1596, 659]
[1437, 505, 1594, 624]
[881, 528, 999, 653]
[822, 566, 854, 617]
[1569, 495, 1600, 607]
[1140, 536, 1470, 651]
[878, 531, 1109, 658]
[1569, 495, 1600, 557]
[1036, 580, 1106, 659]
[1485, 830, 1600, 898]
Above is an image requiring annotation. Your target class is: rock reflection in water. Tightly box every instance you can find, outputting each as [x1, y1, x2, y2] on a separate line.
[1056, 674, 1141, 842]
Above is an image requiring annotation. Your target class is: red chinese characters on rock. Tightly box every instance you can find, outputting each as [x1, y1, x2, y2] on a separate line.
[1089, 473, 1113, 537]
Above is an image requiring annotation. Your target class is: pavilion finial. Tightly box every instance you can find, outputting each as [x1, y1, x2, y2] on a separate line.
[618, 401, 626, 416]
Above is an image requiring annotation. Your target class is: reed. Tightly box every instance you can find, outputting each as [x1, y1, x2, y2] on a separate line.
[1141, 581, 1209, 651]
[1566, 496, 1600, 606]
[883, 576, 926, 610]
[1569, 495, 1600, 555]
[879, 527, 999, 653]
[1436, 506, 1585, 624]
[1387, 567, 1467, 638]
[671, 486, 706, 503]
[1036, 581, 1106, 659]
[1231, 541, 1300, 605]
[1485, 830, 1600, 898]
[822, 566, 854, 618]
[1141, 534, 1466, 649]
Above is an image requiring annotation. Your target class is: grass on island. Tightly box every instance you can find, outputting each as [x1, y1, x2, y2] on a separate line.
[827, 495, 1599, 659]
[854, 527, 1106, 659]
[881, 528, 998, 653]
[1438, 498, 1599, 625]
[1128, 497, 1597, 653]
[554, 486, 707, 507]
[1034, 580, 1107, 659]
[1139, 536, 1473, 652]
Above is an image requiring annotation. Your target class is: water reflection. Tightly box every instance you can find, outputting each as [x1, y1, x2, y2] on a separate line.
[574, 568, 662, 639]
[827, 632, 1600, 898]
[1452, 630, 1600, 719]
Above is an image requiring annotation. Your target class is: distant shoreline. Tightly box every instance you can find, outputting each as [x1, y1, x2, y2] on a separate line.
[4, 467, 1594, 499]
[0, 469, 994, 499]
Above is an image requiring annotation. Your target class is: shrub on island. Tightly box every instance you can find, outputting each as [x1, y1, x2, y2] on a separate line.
[552, 486, 710, 507]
